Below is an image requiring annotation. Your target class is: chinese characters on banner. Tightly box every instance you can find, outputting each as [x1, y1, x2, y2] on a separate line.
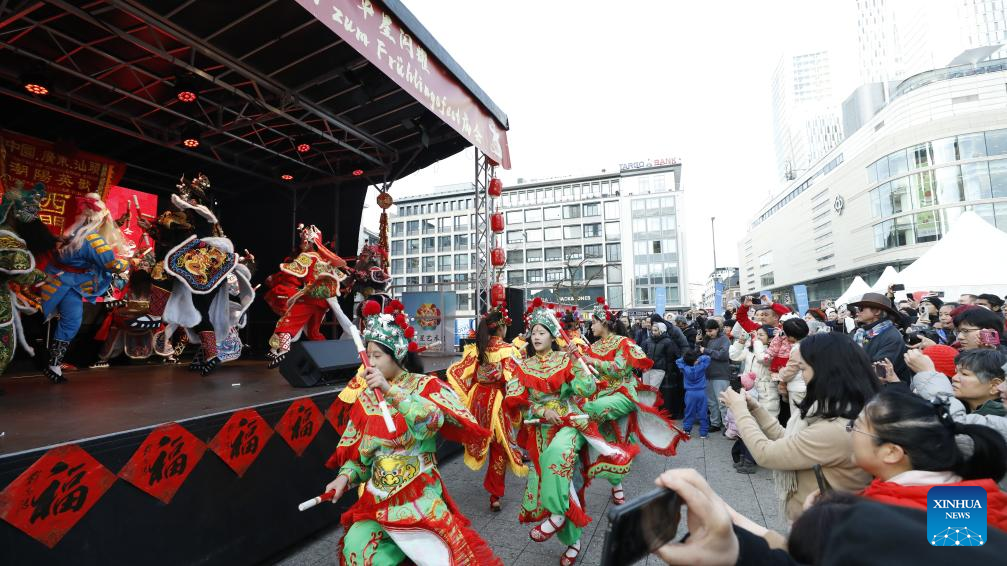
[293, 0, 511, 168]
[275, 398, 325, 456]
[208, 409, 274, 477]
[118, 423, 207, 504]
[0, 130, 125, 235]
[0, 444, 117, 548]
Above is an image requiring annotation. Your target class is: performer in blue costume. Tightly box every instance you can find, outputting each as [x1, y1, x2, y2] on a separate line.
[40, 193, 128, 383]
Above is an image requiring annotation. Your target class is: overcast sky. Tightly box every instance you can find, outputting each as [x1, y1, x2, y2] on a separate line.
[362, 0, 853, 292]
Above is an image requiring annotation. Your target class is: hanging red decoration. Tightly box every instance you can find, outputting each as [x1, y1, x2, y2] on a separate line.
[490, 283, 506, 306]
[490, 212, 505, 233]
[488, 178, 503, 197]
[490, 247, 506, 267]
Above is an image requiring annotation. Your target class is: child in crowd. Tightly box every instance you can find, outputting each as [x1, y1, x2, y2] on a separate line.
[677, 349, 712, 438]
[725, 372, 760, 474]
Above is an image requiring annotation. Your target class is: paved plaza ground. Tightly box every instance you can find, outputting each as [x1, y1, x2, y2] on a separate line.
[273, 430, 788, 566]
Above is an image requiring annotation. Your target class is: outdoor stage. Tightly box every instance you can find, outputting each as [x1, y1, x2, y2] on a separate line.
[0, 353, 460, 565]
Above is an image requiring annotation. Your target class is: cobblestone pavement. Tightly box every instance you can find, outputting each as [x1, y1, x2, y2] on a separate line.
[272, 431, 788, 566]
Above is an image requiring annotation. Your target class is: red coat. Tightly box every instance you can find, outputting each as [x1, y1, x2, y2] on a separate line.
[860, 478, 1007, 531]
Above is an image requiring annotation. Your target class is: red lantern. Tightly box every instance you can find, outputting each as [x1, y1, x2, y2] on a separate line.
[491, 247, 506, 267]
[490, 283, 506, 306]
[488, 178, 503, 197]
[490, 212, 505, 233]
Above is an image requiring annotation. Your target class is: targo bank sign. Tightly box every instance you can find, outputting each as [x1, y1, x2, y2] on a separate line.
[618, 157, 680, 172]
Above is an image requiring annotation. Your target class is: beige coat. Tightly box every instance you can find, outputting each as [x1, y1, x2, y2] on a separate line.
[733, 403, 872, 521]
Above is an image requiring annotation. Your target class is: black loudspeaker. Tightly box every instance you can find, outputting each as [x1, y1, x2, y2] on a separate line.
[278, 340, 361, 387]
[504, 287, 525, 342]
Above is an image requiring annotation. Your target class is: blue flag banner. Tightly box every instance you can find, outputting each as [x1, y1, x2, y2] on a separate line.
[793, 284, 809, 315]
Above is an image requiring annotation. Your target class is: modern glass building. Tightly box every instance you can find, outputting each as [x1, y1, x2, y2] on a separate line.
[387, 161, 686, 317]
[740, 58, 1007, 304]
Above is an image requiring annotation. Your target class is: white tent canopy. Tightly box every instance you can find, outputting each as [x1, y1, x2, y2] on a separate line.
[835, 276, 872, 307]
[897, 211, 1007, 298]
[870, 265, 900, 293]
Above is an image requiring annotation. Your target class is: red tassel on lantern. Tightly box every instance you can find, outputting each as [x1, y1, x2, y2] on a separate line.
[490, 212, 505, 233]
[491, 283, 506, 306]
[488, 178, 503, 197]
[491, 247, 506, 267]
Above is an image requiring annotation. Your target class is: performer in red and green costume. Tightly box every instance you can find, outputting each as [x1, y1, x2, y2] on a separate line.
[581, 296, 689, 505]
[506, 298, 636, 566]
[446, 302, 526, 512]
[323, 299, 502, 566]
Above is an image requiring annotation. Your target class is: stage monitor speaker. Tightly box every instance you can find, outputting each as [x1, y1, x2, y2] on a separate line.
[504, 287, 525, 342]
[278, 340, 360, 387]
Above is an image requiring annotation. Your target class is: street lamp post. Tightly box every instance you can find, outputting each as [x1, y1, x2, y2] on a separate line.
[710, 216, 718, 271]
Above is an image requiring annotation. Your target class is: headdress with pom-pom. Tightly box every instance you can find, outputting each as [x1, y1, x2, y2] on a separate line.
[482, 295, 513, 330]
[360, 298, 417, 362]
[524, 297, 561, 337]
[591, 296, 612, 322]
[557, 307, 580, 330]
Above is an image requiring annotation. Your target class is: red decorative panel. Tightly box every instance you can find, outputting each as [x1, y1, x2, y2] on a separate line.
[207, 409, 273, 477]
[0, 445, 116, 548]
[274, 398, 324, 456]
[118, 423, 206, 504]
[325, 395, 353, 435]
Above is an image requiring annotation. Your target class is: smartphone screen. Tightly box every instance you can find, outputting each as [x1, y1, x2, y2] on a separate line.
[600, 488, 682, 566]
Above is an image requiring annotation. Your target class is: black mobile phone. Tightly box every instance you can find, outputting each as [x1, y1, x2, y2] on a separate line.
[891, 284, 905, 291]
[813, 464, 832, 493]
[600, 488, 682, 566]
[873, 363, 888, 378]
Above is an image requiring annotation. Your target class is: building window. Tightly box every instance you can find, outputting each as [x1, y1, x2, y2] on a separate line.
[563, 225, 581, 239]
[604, 201, 620, 219]
[566, 266, 583, 281]
[760, 272, 775, 286]
[525, 208, 542, 222]
[457, 293, 472, 311]
[543, 206, 561, 221]
[583, 223, 602, 238]
[544, 247, 562, 261]
[608, 285, 624, 308]
[758, 251, 772, 267]
[652, 240, 662, 254]
[507, 250, 524, 264]
[506, 230, 524, 244]
[391, 222, 403, 237]
[506, 211, 523, 224]
[454, 234, 469, 250]
[438, 217, 451, 231]
[406, 220, 419, 236]
[454, 254, 470, 270]
[406, 258, 419, 273]
[438, 236, 452, 251]
[422, 257, 435, 272]
[584, 244, 602, 259]
[508, 270, 525, 285]
[564, 246, 582, 260]
[606, 243, 621, 262]
[454, 215, 468, 230]
[421, 237, 434, 254]
[605, 265, 622, 283]
[454, 273, 469, 282]
[544, 226, 562, 240]
[583, 202, 600, 217]
[527, 269, 543, 283]
[545, 268, 564, 282]
[391, 259, 404, 274]
[438, 255, 451, 271]
[407, 239, 419, 254]
[422, 219, 435, 234]
[585, 265, 604, 282]
[605, 221, 620, 240]
[526, 249, 543, 263]
[563, 204, 581, 219]
[391, 240, 404, 256]
[636, 287, 651, 305]
[525, 228, 542, 242]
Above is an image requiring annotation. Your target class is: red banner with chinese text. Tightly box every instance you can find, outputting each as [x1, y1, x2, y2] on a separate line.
[118, 423, 207, 504]
[208, 409, 274, 478]
[293, 0, 511, 168]
[0, 130, 125, 235]
[0, 444, 117, 548]
[275, 398, 325, 456]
